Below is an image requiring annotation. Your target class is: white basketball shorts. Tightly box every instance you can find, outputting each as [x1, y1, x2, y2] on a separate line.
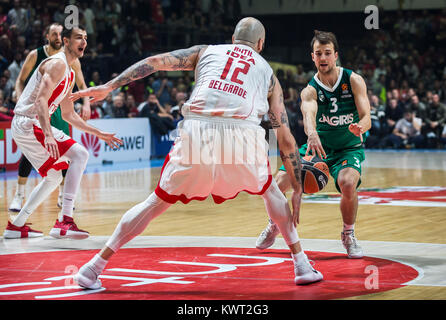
[155, 116, 272, 204]
[11, 115, 76, 177]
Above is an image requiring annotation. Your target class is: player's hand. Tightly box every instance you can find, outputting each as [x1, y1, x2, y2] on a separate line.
[349, 123, 363, 143]
[306, 132, 326, 159]
[70, 84, 112, 104]
[97, 132, 123, 150]
[44, 136, 60, 159]
[80, 102, 91, 121]
[291, 189, 303, 226]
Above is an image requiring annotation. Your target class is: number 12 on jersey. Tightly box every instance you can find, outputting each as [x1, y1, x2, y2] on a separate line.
[220, 58, 251, 85]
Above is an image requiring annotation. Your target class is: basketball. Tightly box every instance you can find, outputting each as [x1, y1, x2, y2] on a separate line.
[301, 155, 329, 194]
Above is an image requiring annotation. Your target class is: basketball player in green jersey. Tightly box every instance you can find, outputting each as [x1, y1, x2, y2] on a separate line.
[256, 30, 371, 258]
[9, 22, 91, 212]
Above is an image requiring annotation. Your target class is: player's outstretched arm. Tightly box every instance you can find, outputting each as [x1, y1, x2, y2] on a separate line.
[70, 45, 208, 103]
[300, 85, 326, 159]
[60, 92, 123, 150]
[350, 72, 371, 140]
[267, 74, 303, 225]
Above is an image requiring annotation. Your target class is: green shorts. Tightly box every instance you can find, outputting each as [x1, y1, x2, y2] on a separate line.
[279, 144, 365, 193]
[50, 107, 70, 135]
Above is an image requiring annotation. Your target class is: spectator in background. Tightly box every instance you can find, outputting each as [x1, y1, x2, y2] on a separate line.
[171, 91, 186, 124]
[441, 125, 446, 148]
[52, 3, 66, 25]
[110, 16, 126, 55]
[89, 71, 103, 87]
[139, 93, 175, 136]
[7, 0, 29, 35]
[0, 91, 13, 121]
[0, 34, 13, 63]
[294, 64, 308, 89]
[384, 98, 405, 134]
[421, 93, 446, 148]
[153, 71, 173, 106]
[7, 51, 22, 84]
[90, 100, 104, 119]
[391, 88, 405, 109]
[1, 69, 14, 100]
[126, 94, 139, 118]
[367, 95, 386, 147]
[101, 93, 114, 118]
[112, 94, 129, 118]
[380, 110, 424, 149]
[81, 2, 96, 47]
[0, 72, 12, 101]
[139, 20, 157, 54]
[408, 95, 426, 118]
[432, 79, 445, 101]
[126, 79, 145, 104]
[404, 55, 419, 83]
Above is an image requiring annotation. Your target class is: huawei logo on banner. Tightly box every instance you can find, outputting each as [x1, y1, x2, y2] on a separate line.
[80, 133, 101, 157]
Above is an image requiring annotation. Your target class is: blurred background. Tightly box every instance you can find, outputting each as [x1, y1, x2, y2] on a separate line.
[1, 0, 445, 160]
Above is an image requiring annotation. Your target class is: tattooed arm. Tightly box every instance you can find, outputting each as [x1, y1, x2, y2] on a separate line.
[267, 75, 302, 191]
[70, 45, 208, 102]
[268, 74, 303, 224]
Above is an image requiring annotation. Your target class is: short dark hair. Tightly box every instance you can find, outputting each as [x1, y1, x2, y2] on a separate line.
[61, 25, 86, 42]
[311, 30, 339, 52]
[44, 22, 62, 36]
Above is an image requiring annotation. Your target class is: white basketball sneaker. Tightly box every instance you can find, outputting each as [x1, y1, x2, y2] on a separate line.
[256, 221, 280, 250]
[9, 193, 24, 212]
[74, 263, 102, 290]
[341, 231, 364, 259]
[294, 253, 324, 285]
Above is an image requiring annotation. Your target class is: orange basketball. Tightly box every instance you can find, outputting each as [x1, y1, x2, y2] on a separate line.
[301, 155, 329, 194]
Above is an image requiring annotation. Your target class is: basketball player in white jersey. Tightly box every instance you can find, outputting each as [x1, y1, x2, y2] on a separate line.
[3, 26, 122, 239]
[71, 17, 323, 288]
[9, 22, 91, 213]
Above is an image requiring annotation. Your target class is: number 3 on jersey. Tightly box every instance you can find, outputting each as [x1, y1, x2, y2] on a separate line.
[220, 58, 251, 85]
[329, 97, 338, 113]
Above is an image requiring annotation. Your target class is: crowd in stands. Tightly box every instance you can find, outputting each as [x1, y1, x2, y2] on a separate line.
[1, 0, 445, 149]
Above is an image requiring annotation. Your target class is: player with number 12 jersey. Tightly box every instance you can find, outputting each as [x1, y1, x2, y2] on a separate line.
[182, 44, 273, 124]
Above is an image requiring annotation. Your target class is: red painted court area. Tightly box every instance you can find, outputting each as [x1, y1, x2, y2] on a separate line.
[0, 247, 418, 300]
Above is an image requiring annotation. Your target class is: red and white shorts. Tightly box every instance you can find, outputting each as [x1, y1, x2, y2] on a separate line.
[11, 115, 76, 177]
[155, 116, 272, 204]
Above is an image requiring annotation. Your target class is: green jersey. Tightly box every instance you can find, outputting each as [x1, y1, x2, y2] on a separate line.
[25, 46, 70, 135]
[308, 67, 363, 151]
[25, 46, 49, 85]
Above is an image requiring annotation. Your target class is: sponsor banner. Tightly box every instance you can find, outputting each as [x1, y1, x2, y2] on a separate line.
[72, 118, 151, 165]
[303, 186, 446, 207]
[0, 122, 21, 171]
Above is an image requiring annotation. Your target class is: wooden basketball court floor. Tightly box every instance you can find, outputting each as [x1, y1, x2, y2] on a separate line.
[0, 150, 445, 300]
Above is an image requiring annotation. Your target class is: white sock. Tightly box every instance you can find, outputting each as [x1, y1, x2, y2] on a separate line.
[58, 184, 64, 197]
[291, 251, 307, 265]
[58, 143, 88, 221]
[17, 183, 26, 196]
[59, 192, 75, 221]
[343, 223, 355, 233]
[90, 254, 108, 274]
[12, 170, 62, 227]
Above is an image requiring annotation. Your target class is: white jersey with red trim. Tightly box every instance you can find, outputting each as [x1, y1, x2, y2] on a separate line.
[14, 51, 75, 119]
[182, 44, 273, 125]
